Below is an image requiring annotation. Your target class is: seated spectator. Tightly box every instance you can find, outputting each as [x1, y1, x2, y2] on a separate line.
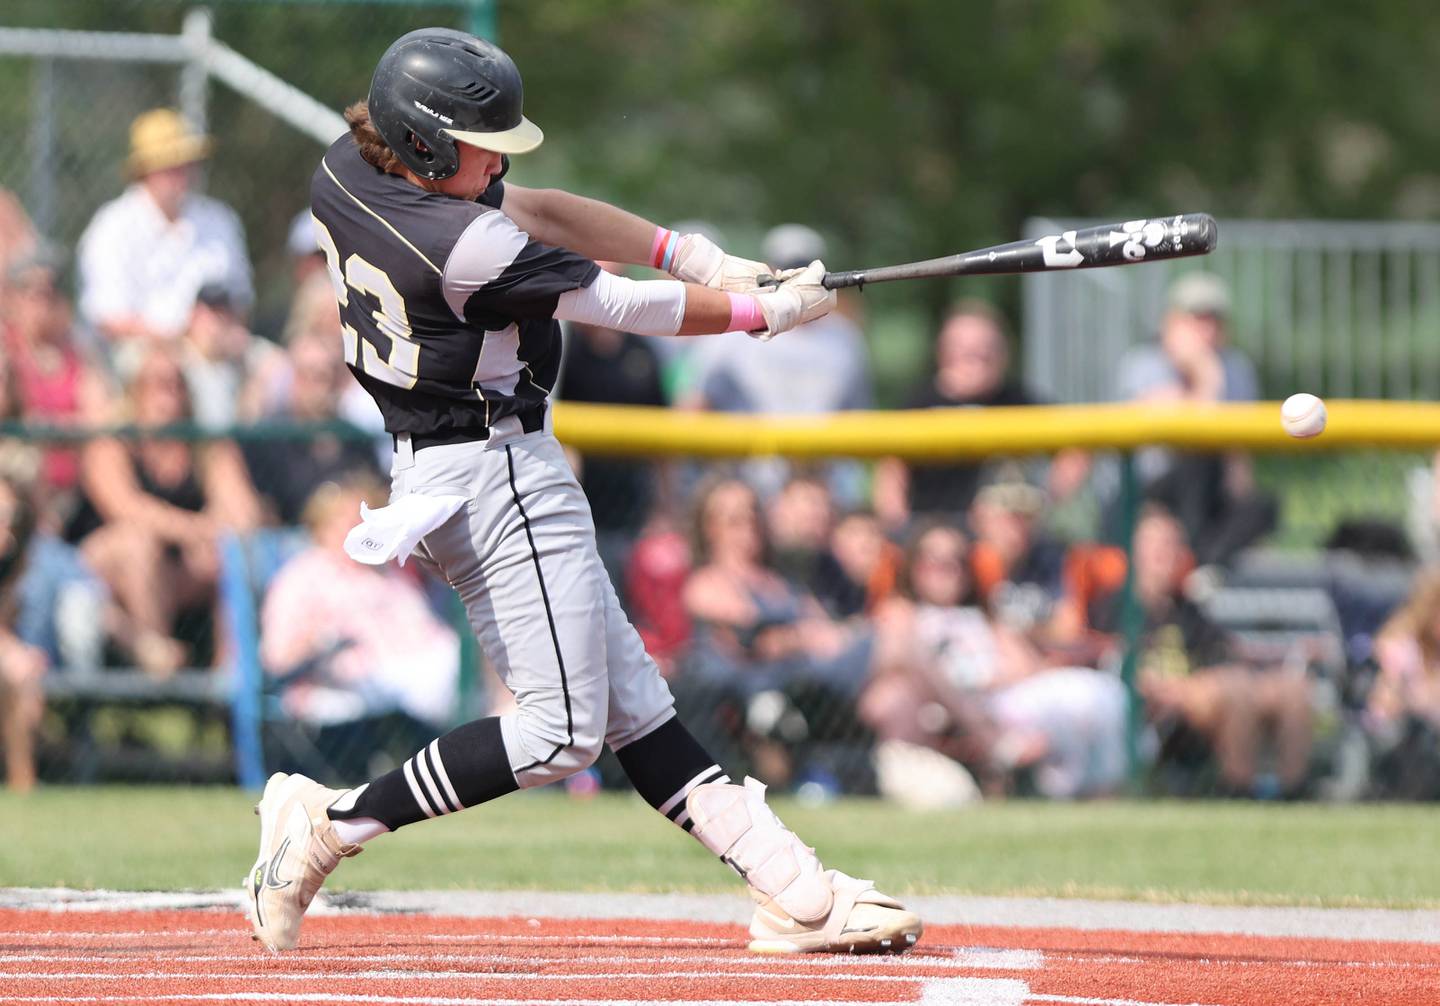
[862, 522, 1127, 800]
[682, 476, 871, 785]
[874, 301, 1087, 532]
[0, 352, 106, 675]
[1366, 569, 1440, 798]
[968, 474, 1069, 639]
[1114, 273, 1276, 566]
[1, 247, 111, 517]
[77, 109, 252, 352]
[72, 346, 261, 676]
[625, 516, 692, 678]
[0, 474, 46, 792]
[1046, 540, 1130, 668]
[823, 509, 902, 619]
[1089, 505, 1312, 797]
[245, 333, 383, 526]
[766, 472, 836, 593]
[180, 283, 285, 430]
[767, 475, 900, 619]
[260, 477, 458, 776]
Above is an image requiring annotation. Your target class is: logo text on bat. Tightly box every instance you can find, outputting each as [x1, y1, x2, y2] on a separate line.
[1035, 231, 1084, 268]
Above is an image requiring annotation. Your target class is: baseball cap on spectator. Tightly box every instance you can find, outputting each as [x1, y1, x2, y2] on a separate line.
[974, 469, 1047, 517]
[287, 210, 320, 259]
[195, 282, 236, 313]
[763, 224, 827, 270]
[1167, 271, 1231, 319]
[126, 109, 212, 178]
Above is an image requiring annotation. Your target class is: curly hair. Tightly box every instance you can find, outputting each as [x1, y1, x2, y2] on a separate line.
[344, 101, 405, 175]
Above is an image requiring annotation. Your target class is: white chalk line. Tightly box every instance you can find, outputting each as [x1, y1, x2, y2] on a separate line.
[0, 929, 238, 939]
[424, 933, 732, 945]
[0, 949, 1031, 972]
[0, 985, 1230, 1006]
[0, 983, 1034, 1006]
[1032, 997, 1226, 1006]
[0, 968, 968, 983]
[6, 947, 1434, 972]
[2, 930, 733, 945]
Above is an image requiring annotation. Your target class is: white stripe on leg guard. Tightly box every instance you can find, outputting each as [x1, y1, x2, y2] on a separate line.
[402, 760, 437, 819]
[685, 777, 834, 924]
[414, 751, 450, 815]
[428, 740, 464, 813]
[657, 765, 725, 819]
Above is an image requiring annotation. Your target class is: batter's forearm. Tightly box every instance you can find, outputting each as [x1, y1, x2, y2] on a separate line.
[679, 286, 764, 336]
[555, 272, 762, 338]
[521, 188, 658, 265]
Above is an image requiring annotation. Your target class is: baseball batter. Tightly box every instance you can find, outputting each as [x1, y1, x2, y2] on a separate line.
[245, 27, 921, 956]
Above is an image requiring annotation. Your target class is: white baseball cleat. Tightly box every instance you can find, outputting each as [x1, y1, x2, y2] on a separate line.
[686, 776, 923, 954]
[243, 772, 361, 952]
[746, 869, 923, 954]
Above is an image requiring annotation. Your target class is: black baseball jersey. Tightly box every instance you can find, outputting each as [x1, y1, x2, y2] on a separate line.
[309, 136, 600, 435]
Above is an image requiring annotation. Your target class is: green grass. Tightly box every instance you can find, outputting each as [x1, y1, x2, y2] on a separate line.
[2, 788, 1438, 908]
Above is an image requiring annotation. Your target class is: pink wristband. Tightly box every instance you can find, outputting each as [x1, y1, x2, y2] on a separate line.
[650, 226, 679, 271]
[726, 292, 766, 333]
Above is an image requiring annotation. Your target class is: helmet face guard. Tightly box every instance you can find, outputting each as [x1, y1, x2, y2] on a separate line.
[368, 28, 543, 180]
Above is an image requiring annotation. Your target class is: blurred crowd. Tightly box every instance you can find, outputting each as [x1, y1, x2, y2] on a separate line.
[3, 108, 1440, 807]
[0, 109, 403, 791]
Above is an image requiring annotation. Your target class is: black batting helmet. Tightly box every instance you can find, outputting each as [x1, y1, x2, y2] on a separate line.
[368, 28, 543, 180]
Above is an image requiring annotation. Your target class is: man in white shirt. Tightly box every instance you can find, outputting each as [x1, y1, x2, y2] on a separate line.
[77, 108, 253, 350]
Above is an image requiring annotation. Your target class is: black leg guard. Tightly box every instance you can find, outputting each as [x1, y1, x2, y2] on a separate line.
[614, 716, 729, 832]
[328, 716, 517, 831]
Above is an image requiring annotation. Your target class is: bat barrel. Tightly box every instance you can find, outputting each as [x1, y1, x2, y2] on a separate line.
[1069, 212, 1218, 268]
[1178, 213, 1218, 254]
[785, 212, 1221, 291]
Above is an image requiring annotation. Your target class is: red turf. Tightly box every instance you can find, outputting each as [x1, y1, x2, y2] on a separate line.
[1, 907, 1436, 1005]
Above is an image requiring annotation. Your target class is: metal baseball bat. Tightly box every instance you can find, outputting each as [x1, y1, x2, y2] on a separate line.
[762, 213, 1218, 290]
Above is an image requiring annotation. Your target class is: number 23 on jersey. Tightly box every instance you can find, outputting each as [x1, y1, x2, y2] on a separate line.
[313, 214, 421, 389]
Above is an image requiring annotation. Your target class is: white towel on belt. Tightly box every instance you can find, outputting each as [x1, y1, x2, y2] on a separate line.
[343, 493, 469, 566]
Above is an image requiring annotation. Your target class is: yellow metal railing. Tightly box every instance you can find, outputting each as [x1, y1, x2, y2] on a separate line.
[552, 400, 1440, 458]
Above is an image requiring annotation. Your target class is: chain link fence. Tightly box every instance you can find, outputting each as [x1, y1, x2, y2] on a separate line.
[3, 416, 1436, 804]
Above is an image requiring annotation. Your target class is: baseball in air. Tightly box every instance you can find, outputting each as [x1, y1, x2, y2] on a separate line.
[1280, 393, 1327, 439]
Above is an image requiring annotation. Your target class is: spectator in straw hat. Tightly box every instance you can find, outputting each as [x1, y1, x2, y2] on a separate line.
[77, 108, 253, 354]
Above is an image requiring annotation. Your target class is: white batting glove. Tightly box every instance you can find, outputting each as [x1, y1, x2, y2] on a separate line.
[669, 233, 773, 292]
[750, 260, 836, 340]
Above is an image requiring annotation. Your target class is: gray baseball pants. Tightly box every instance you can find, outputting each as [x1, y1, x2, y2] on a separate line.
[391, 417, 676, 789]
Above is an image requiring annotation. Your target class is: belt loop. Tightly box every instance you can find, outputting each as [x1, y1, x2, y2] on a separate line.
[394, 431, 415, 471]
